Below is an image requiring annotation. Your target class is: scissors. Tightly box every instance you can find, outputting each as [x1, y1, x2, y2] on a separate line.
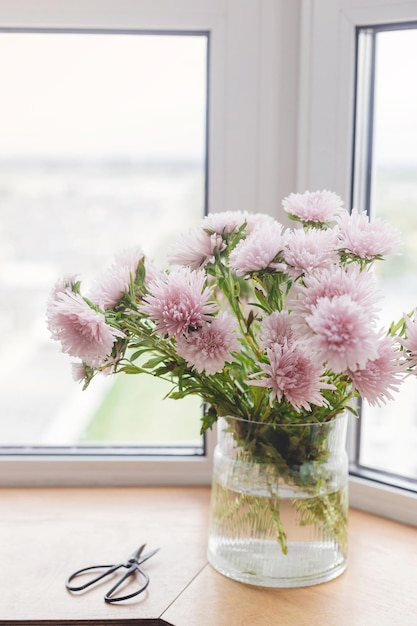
[66, 544, 160, 603]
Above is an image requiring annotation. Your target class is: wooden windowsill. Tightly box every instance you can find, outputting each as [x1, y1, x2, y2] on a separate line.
[1, 486, 416, 625]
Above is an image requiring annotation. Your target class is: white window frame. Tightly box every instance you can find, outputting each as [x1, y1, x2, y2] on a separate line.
[0, 0, 301, 486]
[299, 0, 417, 525]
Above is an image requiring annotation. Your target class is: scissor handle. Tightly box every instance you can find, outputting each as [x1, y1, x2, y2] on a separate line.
[66, 546, 159, 602]
[105, 565, 149, 604]
[66, 563, 122, 592]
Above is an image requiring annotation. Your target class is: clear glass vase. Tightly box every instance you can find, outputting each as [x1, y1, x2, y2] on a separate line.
[207, 414, 348, 587]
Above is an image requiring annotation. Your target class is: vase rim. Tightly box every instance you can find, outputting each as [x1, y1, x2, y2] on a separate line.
[219, 412, 348, 428]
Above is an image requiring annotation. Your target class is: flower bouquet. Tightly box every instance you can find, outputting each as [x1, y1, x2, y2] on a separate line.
[47, 190, 417, 586]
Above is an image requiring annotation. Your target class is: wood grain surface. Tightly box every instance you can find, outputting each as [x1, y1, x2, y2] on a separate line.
[0, 486, 416, 625]
[163, 507, 417, 626]
[0, 486, 210, 624]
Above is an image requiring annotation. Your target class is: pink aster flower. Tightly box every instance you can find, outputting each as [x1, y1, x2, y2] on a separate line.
[259, 311, 293, 349]
[202, 211, 249, 235]
[139, 267, 217, 338]
[347, 335, 402, 406]
[283, 227, 339, 277]
[49, 275, 78, 297]
[305, 294, 379, 372]
[336, 208, 402, 259]
[89, 246, 145, 309]
[141, 259, 161, 286]
[168, 227, 225, 269]
[176, 312, 240, 375]
[89, 267, 132, 310]
[114, 246, 144, 273]
[229, 221, 286, 276]
[249, 342, 334, 411]
[400, 314, 417, 367]
[289, 264, 381, 333]
[202, 211, 274, 236]
[47, 291, 124, 367]
[283, 190, 344, 223]
[243, 213, 276, 232]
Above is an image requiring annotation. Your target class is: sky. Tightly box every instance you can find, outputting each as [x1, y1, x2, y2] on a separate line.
[373, 28, 417, 168]
[0, 32, 207, 162]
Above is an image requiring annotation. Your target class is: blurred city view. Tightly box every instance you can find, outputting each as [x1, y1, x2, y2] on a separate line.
[0, 158, 204, 446]
[356, 27, 417, 481]
[360, 166, 417, 480]
[0, 31, 207, 448]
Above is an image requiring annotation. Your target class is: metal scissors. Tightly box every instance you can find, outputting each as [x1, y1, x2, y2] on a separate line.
[65, 544, 160, 603]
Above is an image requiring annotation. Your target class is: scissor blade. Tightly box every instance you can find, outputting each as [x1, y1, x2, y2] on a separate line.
[130, 544, 146, 562]
[136, 547, 160, 565]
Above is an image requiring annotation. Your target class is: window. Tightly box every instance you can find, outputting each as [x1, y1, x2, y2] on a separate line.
[0, 30, 207, 453]
[0, 0, 298, 485]
[300, 0, 417, 524]
[352, 23, 417, 487]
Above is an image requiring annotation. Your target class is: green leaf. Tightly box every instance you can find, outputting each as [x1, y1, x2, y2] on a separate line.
[253, 288, 270, 312]
[134, 257, 147, 288]
[129, 349, 149, 362]
[120, 364, 146, 374]
[142, 355, 168, 369]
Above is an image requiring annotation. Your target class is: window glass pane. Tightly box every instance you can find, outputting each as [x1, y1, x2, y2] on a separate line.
[0, 31, 207, 448]
[357, 27, 417, 480]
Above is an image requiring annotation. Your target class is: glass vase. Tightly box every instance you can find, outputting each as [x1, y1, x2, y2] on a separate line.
[207, 414, 348, 587]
